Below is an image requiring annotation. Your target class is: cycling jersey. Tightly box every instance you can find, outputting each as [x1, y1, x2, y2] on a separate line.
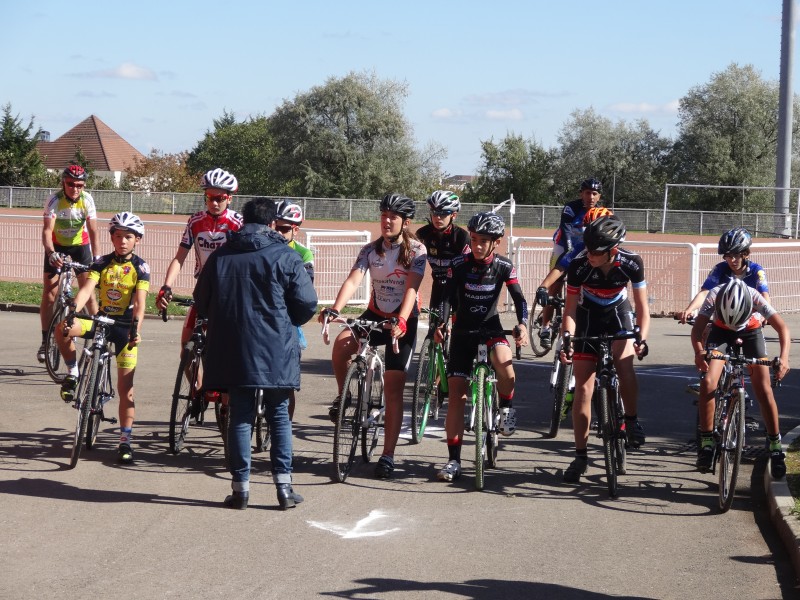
[416, 222, 470, 311]
[445, 252, 528, 332]
[43, 190, 97, 246]
[565, 248, 646, 308]
[552, 199, 587, 252]
[180, 209, 243, 277]
[88, 253, 151, 323]
[701, 260, 769, 294]
[699, 284, 776, 332]
[352, 239, 427, 316]
[289, 239, 314, 282]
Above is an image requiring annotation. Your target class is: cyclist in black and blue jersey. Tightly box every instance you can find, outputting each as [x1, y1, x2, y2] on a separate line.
[435, 211, 528, 482]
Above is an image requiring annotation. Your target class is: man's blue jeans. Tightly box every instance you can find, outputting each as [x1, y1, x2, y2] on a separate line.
[228, 387, 293, 492]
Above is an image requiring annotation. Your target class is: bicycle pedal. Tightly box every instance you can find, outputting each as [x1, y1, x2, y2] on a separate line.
[103, 416, 118, 424]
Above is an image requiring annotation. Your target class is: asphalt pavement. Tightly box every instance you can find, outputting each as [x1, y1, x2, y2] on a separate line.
[1, 309, 800, 599]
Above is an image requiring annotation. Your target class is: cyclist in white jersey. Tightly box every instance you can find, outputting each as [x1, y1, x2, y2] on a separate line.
[320, 194, 427, 479]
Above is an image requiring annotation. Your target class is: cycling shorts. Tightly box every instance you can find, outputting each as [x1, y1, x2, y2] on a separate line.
[356, 308, 417, 372]
[76, 319, 138, 370]
[705, 325, 767, 359]
[44, 244, 92, 277]
[549, 242, 568, 269]
[447, 316, 510, 378]
[572, 299, 634, 361]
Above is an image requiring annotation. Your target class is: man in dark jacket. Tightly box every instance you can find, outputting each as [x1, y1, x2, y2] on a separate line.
[194, 197, 317, 511]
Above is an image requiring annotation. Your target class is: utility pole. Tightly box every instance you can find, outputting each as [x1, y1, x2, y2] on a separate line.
[775, 0, 795, 237]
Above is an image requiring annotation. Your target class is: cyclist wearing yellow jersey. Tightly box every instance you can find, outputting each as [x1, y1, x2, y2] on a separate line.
[273, 199, 314, 420]
[38, 164, 100, 362]
[57, 212, 150, 464]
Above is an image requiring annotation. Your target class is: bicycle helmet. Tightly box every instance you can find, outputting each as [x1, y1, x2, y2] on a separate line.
[275, 200, 303, 224]
[583, 215, 626, 252]
[62, 164, 87, 181]
[582, 206, 613, 226]
[380, 193, 416, 219]
[109, 211, 145, 237]
[467, 211, 505, 239]
[580, 177, 603, 193]
[201, 168, 238, 193]
[714, 278, 753, 329]
[426, 190, 461, 214]
[717, 227, 752, 255]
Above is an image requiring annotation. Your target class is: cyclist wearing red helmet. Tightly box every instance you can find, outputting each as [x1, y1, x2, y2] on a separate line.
[38, 164, 100, 363]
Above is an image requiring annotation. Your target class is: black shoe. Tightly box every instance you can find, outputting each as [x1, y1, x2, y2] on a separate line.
[374, 455, 394, 479]
[770, 451, 787, 479]
[61, 375, 78, 403]
[696, 445, 714, 473]
[276, 484, 304, 510]
[563, 456, 588, 483]
[626, 420, 646, 448]
[539, 329, 552, 350]
[224, 490, 249, 510]
[117, 443, 134, 464]
[328, 397, 340, 423]
[37, 343, 47, 364]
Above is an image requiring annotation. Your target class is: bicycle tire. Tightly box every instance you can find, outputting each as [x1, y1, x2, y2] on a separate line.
[474, 369, 486, 491]
[613, 387, 627, 476]
[68, 349, 99, 469]
[486, 377, 499, 468]
[362, 360, 383, 462]
[527, 304, 552, 358]
[718, 388, 746, 513]
[221, 402, 231, 470]
[86, 356, 110, 450]
[333, 361, 363, 482]
[44, 304, 69, 384]
[255, 391, 270, 453]
[411, 339, 435, 443]
[547, 360, 573, 438]
[168, 349, 197, 454]
[597, 385, 618, 498]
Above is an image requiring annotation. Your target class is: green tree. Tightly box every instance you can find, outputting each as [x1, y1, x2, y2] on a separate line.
[124, 149, 199, 192]
[187, 110, 283, 196]
[267, 71, 443, 199]
[667, 63, 799, 211]
[462, 134, 554, 205]
[0, 103, 46, 186]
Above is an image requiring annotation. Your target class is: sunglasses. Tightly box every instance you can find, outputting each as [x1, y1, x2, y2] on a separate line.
[65, 181, 85, 189]
[205, 193, 230, 203]
[275, 225, 294, 234]
[588, 249, 608, 257]
[431, 210, 454, 217]
[723, 253, 744, 260]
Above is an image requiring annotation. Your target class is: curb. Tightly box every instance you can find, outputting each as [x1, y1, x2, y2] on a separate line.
[765, 425, 800, 580]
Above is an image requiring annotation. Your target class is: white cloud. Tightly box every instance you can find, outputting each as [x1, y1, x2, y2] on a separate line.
[431, 108, 461, 119]
[75, 62, 157, 81]
[608, 100, 679, 116]
[485, 108, 524, 121]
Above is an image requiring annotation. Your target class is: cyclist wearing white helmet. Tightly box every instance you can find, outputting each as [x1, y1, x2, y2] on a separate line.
[692, 278, 790, 477]
[38, 163, 100, 362]
[57, 211, 150, 464]
[272, 199, 314, 420]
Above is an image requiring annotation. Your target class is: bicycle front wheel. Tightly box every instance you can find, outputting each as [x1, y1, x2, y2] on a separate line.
[527, 304, 552, 358]
[474, 370, 486, 491]
[614, 389, 627, 476]
[169, 349, 197, 454]
[86, 357, 110, 450]
[68, 350, 99, 469]
[254, 391, 270, 453]
[718, 388, 746, 512]
[547, 360, 573, 438]
[362, 362, 384, 462]
[486, 378, 499, 468]
[333, 361, 363, 482]
[44, 304, 69, 384]
[597, 385, 619, 498]
[411, 339, 435, 443]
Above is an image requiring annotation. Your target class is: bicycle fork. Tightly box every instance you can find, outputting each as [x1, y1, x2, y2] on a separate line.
[362, 355, 384, 428]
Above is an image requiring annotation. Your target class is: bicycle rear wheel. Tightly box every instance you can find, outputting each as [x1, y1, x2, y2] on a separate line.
[169, 348, 197, 454]
[613, 388, 627, 476]
[68, 350, 99, 469]
[411, 339, 435, 443]
[44, 305, 69, 384]
[527, 304, 552, 358]
[718, 388, 745, 512]
[547, 360, 573, 438]
[86, 357, 110, 450]
[254, 391, 270, 453]
[597, 385, 619, 498]
[486, 378, 499, 468]
[474, 370, 486, 491]
[333, 361, 363, 482]
[362, 362, 384, 462]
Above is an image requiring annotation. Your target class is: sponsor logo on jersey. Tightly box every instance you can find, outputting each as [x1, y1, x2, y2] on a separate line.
[107, 289, 122, 302]
[466, 283, 496, 292]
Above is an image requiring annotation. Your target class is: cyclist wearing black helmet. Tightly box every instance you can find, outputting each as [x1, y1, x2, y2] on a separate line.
[434, 211, 529, 483]
[320, 193, 427, 479]
[559, 215, 650, 484]
[38, 164, 100, 362]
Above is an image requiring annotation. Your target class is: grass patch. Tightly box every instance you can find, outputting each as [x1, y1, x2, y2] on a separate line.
[786, 437, 800, 519]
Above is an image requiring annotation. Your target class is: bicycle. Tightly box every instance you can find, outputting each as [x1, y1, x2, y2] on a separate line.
[44, 256, 90, 384]
[528, 287, 564, 358]
[702, 344, 777, 512]
[410, 305, 450, 444]
[541, 294, 573, 438]
[64, 312, 135, 469]
[462, 326, 518, 491]
[562, 328, 641, 498]
[322, 315, 397, 483]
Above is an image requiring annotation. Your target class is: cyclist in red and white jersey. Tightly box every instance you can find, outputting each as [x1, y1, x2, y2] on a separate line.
[319, 194, 427, 479]
[155, 168, 243, 348]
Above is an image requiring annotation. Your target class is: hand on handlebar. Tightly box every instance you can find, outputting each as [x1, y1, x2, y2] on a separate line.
[156, 285, 173, 311]
[318, 307, 339, 324]
[48, 252, 64, 268]
[634, 338, 648, 360]
[535, 286, 549, 307]
[513, 323, 529, 348]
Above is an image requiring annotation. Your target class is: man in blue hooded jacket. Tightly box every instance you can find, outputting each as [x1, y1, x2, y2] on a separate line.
[194, 197, 318, 510]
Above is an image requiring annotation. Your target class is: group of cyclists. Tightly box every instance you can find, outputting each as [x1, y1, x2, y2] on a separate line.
[38, 165, 791, 488]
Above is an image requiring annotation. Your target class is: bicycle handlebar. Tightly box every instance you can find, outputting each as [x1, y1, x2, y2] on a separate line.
[160, 295, 194, 322]
[321, 315, 400, 354]
[562, 327, 642, 359]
